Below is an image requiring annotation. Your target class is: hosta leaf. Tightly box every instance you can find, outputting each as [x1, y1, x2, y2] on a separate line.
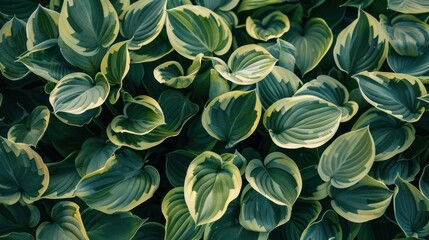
[209, 69, 230, 100]
[294, 75, 358, 122]
[238, 0, 289, 12]
[0, 232, 34, 240]
[110, 0, 130, 17]
[421, 165, 429, 199]
[353, 71, 427, 123]
[26, 5, 58, 49]
[153, 53, 203, 89]
[0, 137, 49, 204]
[212, 44, 277, 85]
[0, 17, 29, 80]
[301, 210, 342, 240]
[162, 187, 204, 240]
[245, 152, 301, 206]
[58, 0, 119, 56]
[352, 108, 415, 161]
[75, 150, 160, 214]
[239, 185, 291, 232]
[130, 28, 173, 63]
[195, 0, 239, 11]
[184, 151, 242, 225]
[165, 150, 197, 187]
[132, 222, 165, 240]
[42, 152, 80, 199]
[246, 11, 290, 41]
[329, 175, 393, 223]
[36, 201, 88, 240]
[263, 95, 342, 149]
[341, 0, 374, 8]
[300, 165, 329, 200]
[49, 72, 110, 115]
[54, 107, 102, 127]
[166, 5, 232, 59]
[262, 38, 297, 71]
[387, 46, 429, 76]
[7, 106, 50, 147]
[75, 138, 118, 177]
[221, 151, 247, 175]
[387, 0, 429, 14]
[256, 66, 302, 109]
[100, 41, 130, 91]
[81, 208, 144, 240]
[318, 128, 375, 189]
[333, 9, 388, 75]
[0, 203, 40, 235]
[120, 0, 167, 50]
[372, 153, 421, 185]
[394, 177, 429, 238]
[110, 93, 164, 135]
[283, 18, 333, 75]
[0, 0, 44, 19]
[204, 200, 269, 240]
[202, 90, 262, 148]
[271, 200, 322, 240]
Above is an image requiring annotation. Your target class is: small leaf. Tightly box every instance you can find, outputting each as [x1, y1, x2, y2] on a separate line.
[101, 41, 130, 90]
[221, 151, 247, 175]
[246, 11, 290, 41]
[263, 95, 342, 149]
[75, 138, 118, 177]
[26, 5, 59, 49]
[262, 38, 297, 71]
[301, 210, 342, 240]
[0, 203, 40, 235]
[420, 165, 429, 199]
[184, 151, 242, 225]
[245, 152, 302, 206]
[165, 150, 197, 187]
[387, 0, 429, 14]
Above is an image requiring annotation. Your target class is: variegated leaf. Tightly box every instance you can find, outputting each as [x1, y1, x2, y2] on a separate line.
[246, 11, 290, 41]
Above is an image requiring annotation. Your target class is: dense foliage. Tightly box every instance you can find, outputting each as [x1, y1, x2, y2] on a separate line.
[1, 0, 429, 239]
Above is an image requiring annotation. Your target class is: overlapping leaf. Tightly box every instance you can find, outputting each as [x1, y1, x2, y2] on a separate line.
[300, 210, 342, 240]
[75, 138, 118, 177]
[246, 11, 290, 41]
[0, 203, 40, 236]
[421, 165, 429, 199]
[26, 5, 59, 49]
[387, 0, 429, 14]
[261, 38, 297, 71]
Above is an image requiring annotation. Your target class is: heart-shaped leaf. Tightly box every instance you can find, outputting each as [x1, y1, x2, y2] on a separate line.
[26, 5, 59, 49]
[301, 210, 342, 240]
[263, 95, 342, 149]
[246, 11, 290, 41]
[245, 152, 302, 206]
[387, 0, 429, 14]
[0, 203, 40, 236]
[420, 165, 429, 199]
[184, 151, 242, 225]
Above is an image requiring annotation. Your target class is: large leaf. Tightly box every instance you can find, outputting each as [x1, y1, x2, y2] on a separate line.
[387, 0, 429, 14]
[318, 128, 375, 189]
[202, 90, 262, 148]
[334, 9, 388, 75]
[26, 5, 59, 49]
[36, 201, 88, 240]
[421, 165, 429, 199]
[394, 177, 429, 238]
[162, 187, 204, 240]
[239, 184, 291, 232]
[75, 150, 160, 214]
[263, 95, 342, 149]
[120, 0, 167, 50]
[7, 106, 50, 147]
[301, 210, 342, 240]
[245, 152, 301, 206]
[256, 66, 302, 109]
[75, 138, 118, 177]
[165, 150, 197, 187]
[0, 17, 29, 80]
[283, 18, 333, 75]
[352, 108, 415, 161]
[212, 44, 277, 85]
[0, 203, 40, 235]
[294, 75, 358, 122]
[184, 151, 242, 225]
[58, 0, 119, 56]
[353, 71, 427, 123]
[246, 11, 290, 41]
[0, 137, 49, 204]
[329, 175, 393, 223]
[166, 5, 232, 59]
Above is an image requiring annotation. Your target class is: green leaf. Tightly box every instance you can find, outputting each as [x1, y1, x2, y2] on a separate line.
[75, 138, 118, 177]
[209, 69, 230, 100]
[166, 5, 232, 59]
[300, 165, 329, 200]
[184, 151, 242, 225]
[352, 108, 415, 161]
[75, 150, 160, 214]
[162, 187, 204, 240]
[263, 95, 342, 149]
[262, 38, 297, 71]
[0, 232, 34, 240]
[420, 165, 429, 199]
[0, 17, 29, 80]
[165, 150, 197, 187]
[7, 106, 50, 147]
[238, 0, 289, 12]
[58, 0, 119, 56]
[239, 184, 291, 232]
[372, 152, 421, 185]
[387, 0, 429, 14]
[195, 0, 239, 11]
[341, 0, 374, 8]
[36, 201, 89, 240]
[221, 151, 247, 175]
[283, 18, 332, 75]
[120, 0, 167, 50]
[154, 53, 203, 89]
[202, 90, 262, 148]
[245, 152, 301, 206]
[81, 208, 144, 240]
[0, 203, 40, 235]
[301, 210, 342, 240]
[110, 0, 130, 17]
[212, 44, 277, 85]
[26, 5, 59, 49]
[0, 137, 49, 204]
[132, 222, 165, 240]
[130, 28, 173, 63]
[256, 66, 302, 109]
[318, 128, 375, 189]
[387, 46, 429, 76]
[246, 11, 290, 41]
[294, 75, 359, 122]
[333, 9, 388, 75]
[329, 175, 393, 223]
[0, 0, 45, 19]
[394, 177, 429, 238]
[353, 71, 427, 123]
[185, 114, 217, 152]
